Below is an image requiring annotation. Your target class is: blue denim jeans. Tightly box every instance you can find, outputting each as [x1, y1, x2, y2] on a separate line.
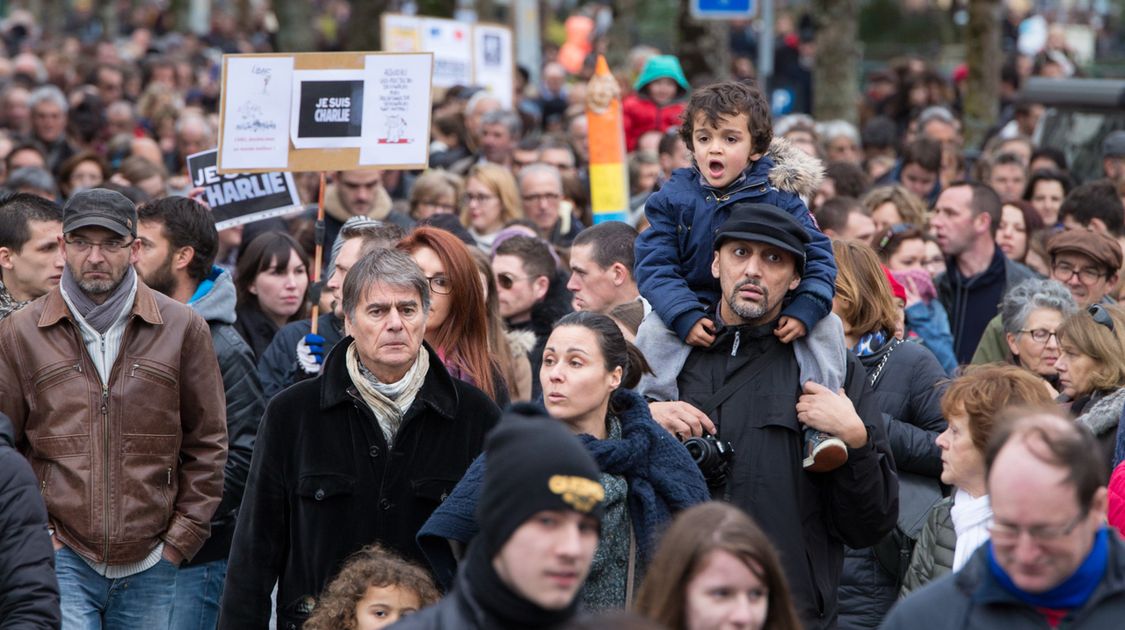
[56, 546, 178, 630]
[170, 559, 227, 630]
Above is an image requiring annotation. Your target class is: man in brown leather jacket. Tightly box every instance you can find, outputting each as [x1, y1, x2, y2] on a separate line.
[0, 188, 227, 630]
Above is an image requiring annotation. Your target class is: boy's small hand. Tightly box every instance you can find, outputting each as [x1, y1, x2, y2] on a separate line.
[774, 317, 807, 343]
[686, 318, 716, 347]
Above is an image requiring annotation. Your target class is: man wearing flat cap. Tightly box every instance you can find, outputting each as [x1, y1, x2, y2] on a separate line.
[973, 228, 1122, 364]
[0, 189, 227, 629]
[672, 202, 898, 630]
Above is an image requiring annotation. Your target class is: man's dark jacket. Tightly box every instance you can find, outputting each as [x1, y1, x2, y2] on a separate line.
[0, 412, 60, 629]
[882, 531, 1125, 629]
[678, 321, 899, 630]
[936, 245, 1036, 365]
[187, 267, 265, 565]
[218, 338, 500, 630]
[257, 312, 345, 401]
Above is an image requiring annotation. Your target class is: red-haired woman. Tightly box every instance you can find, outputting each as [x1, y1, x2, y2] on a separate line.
[398, 227, 506, 405]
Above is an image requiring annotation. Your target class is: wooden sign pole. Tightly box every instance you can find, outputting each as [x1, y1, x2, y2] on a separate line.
[310, 171, 327, 335]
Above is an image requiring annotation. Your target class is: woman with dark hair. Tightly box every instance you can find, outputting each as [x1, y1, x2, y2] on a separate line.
[58, 150, 109, 199]
[832, 239, 949, 628]
[875, 226, 957, 374]
[398, 226, 504, 404]
[417, 311, 710, 611]
[997, 199, 1045, 264]
[1023, 169, 1073, 227]
[234, 231, 310, 359]
[635, 502, 802, 630]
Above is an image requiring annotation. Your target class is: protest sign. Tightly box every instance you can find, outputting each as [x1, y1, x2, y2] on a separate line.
[473, 23, 514, 109]
[218, 51, 433, 173]
[291, 70, 366, 149]
[220, 56, 293, 169]
[188, 149, 302, 229]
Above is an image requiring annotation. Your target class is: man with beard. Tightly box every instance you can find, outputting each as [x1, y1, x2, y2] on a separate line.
[669, 203, 898, 629]
[0, 188, 227, 628]
[134, 196, 265, 630]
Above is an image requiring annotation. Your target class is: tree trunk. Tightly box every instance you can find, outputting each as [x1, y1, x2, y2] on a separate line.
[963, 0, 1001, 149]
[275, 0, 316, 52]
[674, 3, 726, 83]
[605, 0, 638, 69]
[417, 0, 457, 18]
[812, 0, 859, 124]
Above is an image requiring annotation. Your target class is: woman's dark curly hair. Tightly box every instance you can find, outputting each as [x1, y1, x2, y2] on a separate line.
[303, 545, 441, 630]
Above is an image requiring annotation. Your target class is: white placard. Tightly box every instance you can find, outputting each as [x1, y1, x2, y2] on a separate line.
[219, 56, 293, 170]
[360, 54, 433, 167]
[382, 14, 423, 53]
[289, 69, 367, 149]
[422, 17, 473, 88]
[473, 23, 514, 109]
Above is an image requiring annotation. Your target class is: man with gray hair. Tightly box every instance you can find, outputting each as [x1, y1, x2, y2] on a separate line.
[220, 248, 500, 630]
[518, 162, 583, 248]
[28, 85, 75, 174]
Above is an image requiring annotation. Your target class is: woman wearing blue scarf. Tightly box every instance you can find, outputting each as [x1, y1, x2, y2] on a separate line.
[417, 311, 710, 611]
[830, 239, 950, 629]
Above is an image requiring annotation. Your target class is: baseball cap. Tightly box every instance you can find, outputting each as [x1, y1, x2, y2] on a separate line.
[62, 188, 137, 238]
[1103, 130, 1125, 158]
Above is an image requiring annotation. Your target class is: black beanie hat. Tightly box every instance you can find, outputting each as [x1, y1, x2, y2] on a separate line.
[476, 403, 605, 557]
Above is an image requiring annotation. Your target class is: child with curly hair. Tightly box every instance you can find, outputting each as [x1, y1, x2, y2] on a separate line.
[304, 545, 440, 630]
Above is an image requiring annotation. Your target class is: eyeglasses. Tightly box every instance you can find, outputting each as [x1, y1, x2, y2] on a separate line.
[989, 511, 1087, 545]
[462, 193, 496, 205]
[1089, 303, 1116, 333]
[64, 235, 134, 254]
[1052, 261, 1106, 285]
[496, 272, 530, 290]
[1017, 328, 1060, 344]
[418, 200, 457, 213]
[426, 275, 452, 295]
[522, 192, 562, 204]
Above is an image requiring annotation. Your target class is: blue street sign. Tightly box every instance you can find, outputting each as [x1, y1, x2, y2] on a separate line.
[692, 0, 757, 20]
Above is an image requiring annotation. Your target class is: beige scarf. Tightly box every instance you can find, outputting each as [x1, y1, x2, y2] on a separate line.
[346, 342, 429, 446]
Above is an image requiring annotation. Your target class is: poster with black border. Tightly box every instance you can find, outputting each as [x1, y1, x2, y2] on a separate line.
[188, 149, 303, 229]
[289, 70, 366, 149]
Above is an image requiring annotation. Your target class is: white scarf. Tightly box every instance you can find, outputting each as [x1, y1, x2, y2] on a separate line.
[950, 489, 992, 571]
[346, 342, 429, 447]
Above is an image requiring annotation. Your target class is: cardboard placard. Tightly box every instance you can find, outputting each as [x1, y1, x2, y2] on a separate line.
[217, 51, 434, 173]
[188, 149, 303, 228]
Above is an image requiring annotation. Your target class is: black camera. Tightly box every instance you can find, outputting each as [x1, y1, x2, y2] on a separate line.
[683, 434, 734, 488]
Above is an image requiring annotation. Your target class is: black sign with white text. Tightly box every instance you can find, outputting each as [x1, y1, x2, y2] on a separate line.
[187, 150, 303, 229]
[296, 80, 364, 139]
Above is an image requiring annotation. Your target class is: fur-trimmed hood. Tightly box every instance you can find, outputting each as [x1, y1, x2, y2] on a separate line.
[766, 136, 824, 200]
[505, 328, 536, 357]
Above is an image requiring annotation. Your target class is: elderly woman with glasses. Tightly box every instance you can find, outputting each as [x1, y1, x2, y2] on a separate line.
[997, 278, 1078, 398]
[900, 365, 1055, 596]
[1056, 304, 1125, 476]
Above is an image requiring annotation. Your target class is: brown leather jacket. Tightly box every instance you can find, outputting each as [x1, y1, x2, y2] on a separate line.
[0, 282, 227, 565]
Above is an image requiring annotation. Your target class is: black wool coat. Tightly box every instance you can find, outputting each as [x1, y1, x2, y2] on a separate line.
[218, 339, 500, 630]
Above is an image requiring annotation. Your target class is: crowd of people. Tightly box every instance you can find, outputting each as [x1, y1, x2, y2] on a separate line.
[2, 6, 1125, 630]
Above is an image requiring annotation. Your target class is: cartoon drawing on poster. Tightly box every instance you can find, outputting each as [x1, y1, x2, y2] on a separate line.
[360, 54, 432, 167]
[220, 56, 293, 169]
[472, 24, 514, 109]
[290, 70, 365, 149]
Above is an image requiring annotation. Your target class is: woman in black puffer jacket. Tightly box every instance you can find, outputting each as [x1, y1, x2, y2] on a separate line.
[830, 240, 949, 630]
